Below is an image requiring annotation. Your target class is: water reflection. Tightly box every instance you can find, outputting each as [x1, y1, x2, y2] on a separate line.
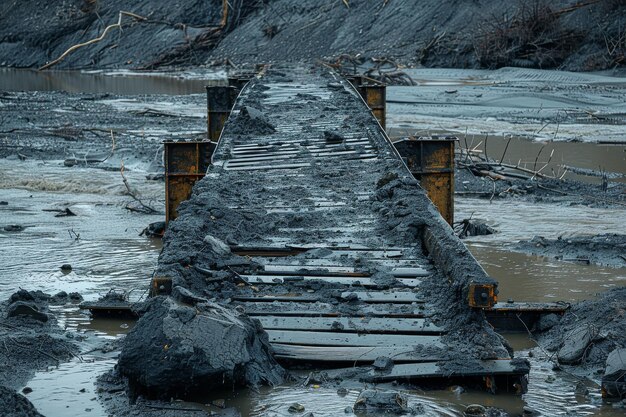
[0, 68, 225, 95]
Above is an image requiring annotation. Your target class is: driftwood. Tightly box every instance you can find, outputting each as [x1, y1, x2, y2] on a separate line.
[39, 11, 148, 71]
[120, 161, 161, 214]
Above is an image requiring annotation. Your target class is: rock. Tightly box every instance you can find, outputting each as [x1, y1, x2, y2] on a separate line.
[0, 201, 8, 205]
[303, 413, 314, 417]
[60, 264, 72, 272]
[0, 386, 44, 417]
[288, 403, 305, 413]
[372, 356, 394, 371]
[140, 221, 166, 238]
[465, 404, 486, 415]
[6, 302, 48, 322]
[558, 326, 596, 364]
[68, 292, 83, 302]
[9, 290, 36, 304]
[172, 286, 207, 306]
[21, 387, 32, 395]
[323, 130, 344, 144]
[602, 348, 626, 398]
[353, 390, 408, 414]
[203, 234, 232, 257]
[534, 313, 560, 332]
[118, 297, 286, 398]
[4, 225, 24, 232]
[337, 387, 348, 397]
[344, 406, 352, 413]
[376, 172, 399, 189]
[55, 208, 76, 217]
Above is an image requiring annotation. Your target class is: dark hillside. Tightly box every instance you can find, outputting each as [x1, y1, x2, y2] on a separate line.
[0, 0, 624, 71]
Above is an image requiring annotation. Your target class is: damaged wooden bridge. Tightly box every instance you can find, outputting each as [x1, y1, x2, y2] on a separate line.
[155, 65, 530, 392]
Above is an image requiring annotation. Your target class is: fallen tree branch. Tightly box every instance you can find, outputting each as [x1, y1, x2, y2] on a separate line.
[120, 160, 160, 214]
[39, 11, 147, 71]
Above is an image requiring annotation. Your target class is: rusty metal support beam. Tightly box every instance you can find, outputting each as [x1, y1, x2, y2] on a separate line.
[164, 141, 215, 223]
[345, 76, 386, 129]
[359, 83, 386, 130]
[150, 276, 172, 297]
[228, 76, 251, 92]
[421, 226, 498, 309]
[206, 86, 237, 141]
[394, 136, 455, 226]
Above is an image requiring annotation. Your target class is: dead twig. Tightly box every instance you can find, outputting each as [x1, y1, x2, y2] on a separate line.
[120, 161, 160, 214]
[39, 11, 147, 70]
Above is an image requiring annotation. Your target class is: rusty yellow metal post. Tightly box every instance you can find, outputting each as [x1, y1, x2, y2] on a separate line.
[206, 86, 237, 141]
[164, 141, 215, 223]
[150, 276, 173, 296]
[394, 136, 456, 226]
[228, 76, 251, 92]
[359, 83, 386, 130]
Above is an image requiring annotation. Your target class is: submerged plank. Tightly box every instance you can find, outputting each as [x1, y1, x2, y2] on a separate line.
[256, 316, 443, 333]
[266, 330, 443, 347]
[271, 344, 444, 362]
[355, 360, 531, 382]
[341, 291, 425, 303]
[241, 274, 421, 288]
[240, 302, 430, 318]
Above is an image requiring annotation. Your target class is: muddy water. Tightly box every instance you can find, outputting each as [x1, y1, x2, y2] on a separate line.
[388, 129, 626, 184]
[0, 159, 162, 301]
[1, 69, 625, 416]
[0, 68, 224, 95]
[455, 197, 626, 302]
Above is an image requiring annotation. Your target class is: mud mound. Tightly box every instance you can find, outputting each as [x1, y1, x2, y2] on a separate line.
[0, 386, 44, 417]
[118, 293, 286, 399]
[535, 288, 626, 372]
[515, 234, 626, 268]
[0, 290, 79, 389]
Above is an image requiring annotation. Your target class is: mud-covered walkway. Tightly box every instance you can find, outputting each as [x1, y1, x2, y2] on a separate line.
[156, 65, 528, 387]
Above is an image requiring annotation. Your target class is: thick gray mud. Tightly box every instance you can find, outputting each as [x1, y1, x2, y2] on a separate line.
[533, 288, 626, 387]
[0, 290, 80, 417]
[514, 234, 626, 268]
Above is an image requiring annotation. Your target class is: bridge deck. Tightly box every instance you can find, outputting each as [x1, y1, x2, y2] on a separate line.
[158, 66, 529, 390]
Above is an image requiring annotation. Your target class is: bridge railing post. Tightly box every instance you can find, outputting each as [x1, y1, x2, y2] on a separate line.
[206, 86, 237, 141]
[394, 136, 456, 226]
[345, 76, 386, 130]
[359, 83, 386, 130]
[164, 140, 215, 224]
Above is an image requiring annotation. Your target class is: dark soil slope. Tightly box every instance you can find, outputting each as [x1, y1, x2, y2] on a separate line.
[1, 0, 625, 71]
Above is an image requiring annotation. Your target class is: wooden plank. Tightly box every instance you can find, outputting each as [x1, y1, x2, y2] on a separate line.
[240, 274, 421, 288]
[266, 330, 443, 347]
[231, 246, 407, 258]
[240, 302, 430, 318]
[271, 344, 444, 362]
[262, 265, 370, 277]
[262, 265, 431, 278]
[341, 291, 425, 303]
[256, 316, 443, 334]
[260, 258, 427, 268]
[351, 360, 531, 382]
[233, 294, 320, 303]
[489, 302, 570, 313]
